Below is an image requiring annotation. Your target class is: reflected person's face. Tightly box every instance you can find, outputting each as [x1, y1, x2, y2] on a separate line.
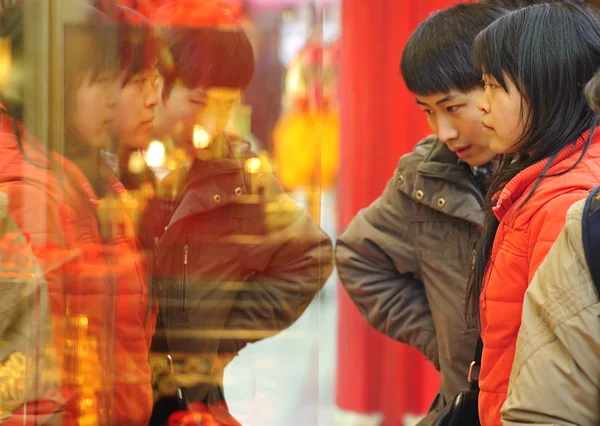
[114, 68, 159, 149]
[154, 81, 241, 151]
[71, 70, 119, 149]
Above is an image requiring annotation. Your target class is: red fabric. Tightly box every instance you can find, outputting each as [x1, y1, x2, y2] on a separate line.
[168, 402, 241, 426]
[337, 0, 461, 423]
[479, 129, 600, 426]
[0, 115, 156, 425]
[150, 0, 242, 26]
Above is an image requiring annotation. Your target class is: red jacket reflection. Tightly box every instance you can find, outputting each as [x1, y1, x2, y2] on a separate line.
[0, 115, 156, 426]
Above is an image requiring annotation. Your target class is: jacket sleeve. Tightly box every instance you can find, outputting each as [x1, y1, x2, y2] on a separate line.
[502, 199, 600, 426]
[218, 175, 333, 355]
[0, 182, 68, 315]
[0, 190, 59, 394]
[334, 170, 439, 369]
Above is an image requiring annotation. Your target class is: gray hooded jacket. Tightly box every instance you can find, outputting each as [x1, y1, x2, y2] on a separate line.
[335, 136, 483, 423]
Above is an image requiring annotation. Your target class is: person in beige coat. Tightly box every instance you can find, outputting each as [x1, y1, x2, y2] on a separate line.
[501, 185, 600, 426]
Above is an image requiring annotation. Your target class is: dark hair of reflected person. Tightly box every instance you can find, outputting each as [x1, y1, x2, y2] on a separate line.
[157, 26, 254, 101]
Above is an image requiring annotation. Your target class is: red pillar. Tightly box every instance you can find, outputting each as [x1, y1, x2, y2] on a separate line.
[336, 1, 461, 424]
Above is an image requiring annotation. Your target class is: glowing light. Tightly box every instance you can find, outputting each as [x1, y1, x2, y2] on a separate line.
[245, 158, 262, 174]
[193, 125, 211, 149]
[128, 150, 145, 174]
[146, 141, 166, 168]
[0, 38, 11, 88]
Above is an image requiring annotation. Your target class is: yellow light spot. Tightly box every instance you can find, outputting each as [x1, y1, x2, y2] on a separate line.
[0, 38, 11, 88]
[167, 159, 178, 170]
[128, 151, 145, 174]
[193, 125, 210, 149]
[146, 141, 166, 168]
[245, 158, 262, 174]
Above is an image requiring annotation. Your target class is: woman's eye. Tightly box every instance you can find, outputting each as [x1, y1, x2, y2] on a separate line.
[483, 81, 498, 90]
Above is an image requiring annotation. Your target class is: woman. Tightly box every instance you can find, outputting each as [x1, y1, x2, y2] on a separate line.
[497, 70, 600, 426]
[466, 3, 600, 425]
[0, 5, 155, 425]
[107, 5, 159, 238]
[61, 6, 158, 425]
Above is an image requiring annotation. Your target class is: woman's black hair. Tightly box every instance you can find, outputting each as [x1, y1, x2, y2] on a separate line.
[467, 3, 600, 324]
[113, 6, 158, 87]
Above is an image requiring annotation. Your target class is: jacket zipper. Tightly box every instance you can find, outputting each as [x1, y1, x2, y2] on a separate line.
[181, 238, 188, 312]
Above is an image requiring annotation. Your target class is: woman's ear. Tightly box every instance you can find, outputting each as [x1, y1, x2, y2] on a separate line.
[585, 70, 600, 113]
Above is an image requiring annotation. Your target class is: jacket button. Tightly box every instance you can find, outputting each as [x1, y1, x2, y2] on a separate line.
[437, 198, 446, 208]
[234, 187, 243, 196]
[213, 194, 222, 204]
[415, 190, 424, 200]
[397, 175, 404, 184]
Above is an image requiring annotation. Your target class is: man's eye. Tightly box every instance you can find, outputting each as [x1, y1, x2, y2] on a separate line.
[447, 105, 461, 113]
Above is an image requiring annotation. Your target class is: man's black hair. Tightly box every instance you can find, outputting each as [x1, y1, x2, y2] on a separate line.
[400, 2, 506, 95]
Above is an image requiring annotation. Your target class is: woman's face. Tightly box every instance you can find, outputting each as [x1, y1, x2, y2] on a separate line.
[113, 68, 159, 149]
[71, 69, 119, 149]
[478, 72, 530, 154]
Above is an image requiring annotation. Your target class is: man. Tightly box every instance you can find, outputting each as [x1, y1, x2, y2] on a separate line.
[335, 3, 504, 424]
[144, 2, 333, 425]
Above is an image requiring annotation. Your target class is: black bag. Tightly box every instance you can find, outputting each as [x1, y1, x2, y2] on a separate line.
[431, 338, 483, 426]
[582, 185, 600, 291]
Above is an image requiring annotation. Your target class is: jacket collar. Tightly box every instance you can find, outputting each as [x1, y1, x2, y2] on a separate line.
[396, 136, 485, 226]
[493, 127, 600, 221]
[417, 137, 485, 204]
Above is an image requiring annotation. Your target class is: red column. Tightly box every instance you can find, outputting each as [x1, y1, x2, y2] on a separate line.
[336, 1, 461, 424]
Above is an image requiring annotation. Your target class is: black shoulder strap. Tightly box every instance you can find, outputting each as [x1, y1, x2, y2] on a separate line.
[582, 185, 600, 295]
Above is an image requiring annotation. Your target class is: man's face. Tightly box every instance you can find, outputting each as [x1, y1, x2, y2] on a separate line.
[416, 88, 495, 167]
[154, 80, 241, 151]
